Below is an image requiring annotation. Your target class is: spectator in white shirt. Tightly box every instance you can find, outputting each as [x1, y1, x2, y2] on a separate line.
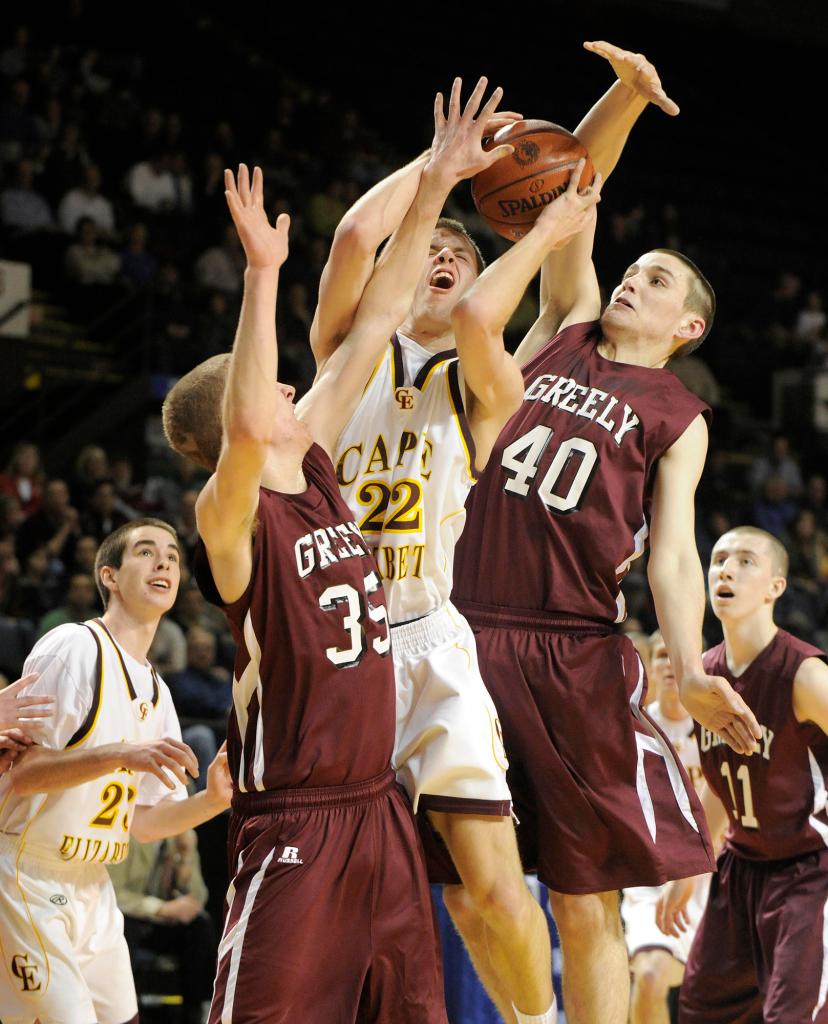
[58, 164, 115, 237]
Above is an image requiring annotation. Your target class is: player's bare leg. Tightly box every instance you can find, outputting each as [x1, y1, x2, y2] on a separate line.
[628, 949, 683, 1024]
[433, 811, 554, 1023]
[549, 890, 628, 1024]
[548, 889, 628, 1024]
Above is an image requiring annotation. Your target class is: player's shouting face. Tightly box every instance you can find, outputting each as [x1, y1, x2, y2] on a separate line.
[409, 228, 480, 330]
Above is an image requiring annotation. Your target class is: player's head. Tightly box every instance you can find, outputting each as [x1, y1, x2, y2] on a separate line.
[601, 249, 715, 360]
[163, 355, 309, 471]
[647, 628, 680, 701]
[95, 518, 181, 616]
[162, 354, 230, 470]
[405, 219, 485, 333]
[708, 526, 788, 624]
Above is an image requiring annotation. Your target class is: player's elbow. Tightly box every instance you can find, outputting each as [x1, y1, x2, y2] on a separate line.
[451, 294, 499, 344]
[129, 808, 160, 844]
[332, 214, 377, 260]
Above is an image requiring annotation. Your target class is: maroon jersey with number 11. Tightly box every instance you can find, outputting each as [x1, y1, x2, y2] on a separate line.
[453, 321, 709, 624]
[699, 628, 828, 861]
[195, 443, 395, 794]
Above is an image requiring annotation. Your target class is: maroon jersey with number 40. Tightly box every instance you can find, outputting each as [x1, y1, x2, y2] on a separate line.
[453, 321, 710, 624]
[699, 629, 828, 861]
[195, 444, 395, 794]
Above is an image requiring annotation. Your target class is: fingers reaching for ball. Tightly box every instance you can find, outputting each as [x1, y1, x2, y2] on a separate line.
[428, 76, 517, 184]
[584, 39, 680, 116]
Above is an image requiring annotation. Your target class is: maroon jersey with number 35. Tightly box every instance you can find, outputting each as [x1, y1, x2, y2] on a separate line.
[699, 629, 828, 861]
[453, 321, 710, 624]
[195, 443, 395, 793]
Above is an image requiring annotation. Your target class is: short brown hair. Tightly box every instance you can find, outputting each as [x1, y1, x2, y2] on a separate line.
[435, 217, 486, 275]
[724, 526, 789, 579]
[95, 518, 179, 607]
[651, 249, 716, 359]
[162, 354, 230, 471]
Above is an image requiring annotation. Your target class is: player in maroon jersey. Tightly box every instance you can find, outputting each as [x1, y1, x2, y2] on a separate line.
[161, 80, 517, 1023]
[656, 526, 828, 1023]
[448, 112, 762, 1023]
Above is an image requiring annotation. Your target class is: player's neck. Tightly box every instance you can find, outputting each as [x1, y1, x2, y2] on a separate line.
[259, 446, 309, 495]
[598, 327, 671, 369]
[721, 612, 778, 677]
[101, 604, 159, 664]
[398, 316, 455, 353]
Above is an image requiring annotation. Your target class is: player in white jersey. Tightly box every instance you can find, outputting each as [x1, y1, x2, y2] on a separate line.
[323, 44, 683, 1024]
[620, 632, 709, 1024]
[0, 518, 231, 1024]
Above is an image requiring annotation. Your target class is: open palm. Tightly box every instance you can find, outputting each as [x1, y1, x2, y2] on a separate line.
[225, 164, 290, 270]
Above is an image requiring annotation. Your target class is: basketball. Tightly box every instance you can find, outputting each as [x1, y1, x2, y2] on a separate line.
[472, 120, 594, 241]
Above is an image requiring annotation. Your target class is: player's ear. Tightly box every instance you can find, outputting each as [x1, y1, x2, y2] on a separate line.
[99, 565, 117, 598]
[769, 574, 787, 602]
[675, 312, 705, 342]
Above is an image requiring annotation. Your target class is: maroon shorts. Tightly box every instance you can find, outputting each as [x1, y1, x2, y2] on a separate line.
[453, 606, 715, 894]
[679, 847, 828, 1024]
[208, 769, 447, 1024]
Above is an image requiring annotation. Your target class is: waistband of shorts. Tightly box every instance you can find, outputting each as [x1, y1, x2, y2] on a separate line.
[454, 599, 612, 635]
[231, 767, 397, 813]
[390, 603, 463, 652]
[0, 833, 109, 878]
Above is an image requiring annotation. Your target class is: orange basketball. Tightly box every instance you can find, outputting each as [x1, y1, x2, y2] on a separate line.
[471, 120, 594, 241]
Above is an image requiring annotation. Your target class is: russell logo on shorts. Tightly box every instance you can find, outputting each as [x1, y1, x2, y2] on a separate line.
[277, 845, 303, 865]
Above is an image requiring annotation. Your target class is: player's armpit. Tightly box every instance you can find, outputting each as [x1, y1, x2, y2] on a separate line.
[793, 656, 828, 732]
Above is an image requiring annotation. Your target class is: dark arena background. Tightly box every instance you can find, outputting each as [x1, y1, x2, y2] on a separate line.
[0, 1, 825, 1021]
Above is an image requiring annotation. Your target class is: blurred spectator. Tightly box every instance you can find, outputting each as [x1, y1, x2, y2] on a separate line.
[69, 534, 99, 577]
[0, 157, 54, 234]
[804, 475, 828, 532]
[307, 179, 348, 238]
[197, 291, 236, 357]
[78, 48, 110, 97]
[167, 627, 231, 719]
[197, 151, 228, 226]
[175, 489, 200, 567]
[126, 152, 176, 212]
[748, 434, 804, 498]
[148, 616, 187, 676]
[58, 164, 116, 237]
[36, 572, 99, 638]
[172, 582, 227, 644]
[0, 535, 20, 615]
[194, 224, 244, 295]
[64, 217, 120, 286]
[111, 456, 146, 517]
[72, 444, 110, 509]
[119, 222, 158, 289]
[16, 479, 80, 564]
[769, 271, 802, 331]
[752, 476, 799, 540]
[0, 26, 31, 80]
[109, 831, 217, 1024]
[0, 494, 24, 536]
[169, 151, 193, 213]
[795, 291, 826, 345]
[0, 442, 44, 517]
[143, 453, 203, 521]
[42, 121, 92, 202]
[80, 480, 131, 541]
[0, 78, 40, 163]
[10, 545, 60, 621]
[668, 354, 722, 409]
[788, 510, 828, 586]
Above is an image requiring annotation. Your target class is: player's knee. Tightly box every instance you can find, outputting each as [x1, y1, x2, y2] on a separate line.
[549, 890, 621, 945]
[461, 873, 532, 930]
[632, 964, 671, 1006]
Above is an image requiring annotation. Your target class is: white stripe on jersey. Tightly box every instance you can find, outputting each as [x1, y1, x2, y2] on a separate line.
[812, 892, 828, 1021]
[808, 747, 828, 848]
[233, 611, 265, 793]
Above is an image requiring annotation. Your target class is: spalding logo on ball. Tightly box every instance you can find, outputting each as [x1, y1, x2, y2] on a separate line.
[472, 119, 594, 241]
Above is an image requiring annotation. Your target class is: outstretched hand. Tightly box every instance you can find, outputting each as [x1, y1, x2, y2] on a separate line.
[425, 76, 515, 187]
[0, 673, 51, 732]
[536, 158, 603, 248]
[225, 164, 290, 272]
[681, 672, 761, 755]
[584, 40, 680, 116]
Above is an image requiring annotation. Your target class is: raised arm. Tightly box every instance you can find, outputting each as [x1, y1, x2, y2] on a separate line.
[648, 416, 761, 755]
[530, 41, 680, 357]
[301, 77, 515, 455]
[793, 656, 828, 733]
[195, 165, 290, 604]
[310, 153, 430, 367]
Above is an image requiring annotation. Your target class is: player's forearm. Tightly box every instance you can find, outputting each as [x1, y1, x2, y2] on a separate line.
[574, 80, 648, 181]
[130, 789, 227, 843]
[223, 267, 280, 445]
[10, 742, 125, 796]
[648, 550, 707, 685]
[699, 781, 729, 850]
[338, 152, 430, 250]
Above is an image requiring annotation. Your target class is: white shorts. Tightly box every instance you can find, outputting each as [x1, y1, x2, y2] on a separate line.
[0, 840, 137, 1024]
[621, 876, 710, 965]
[391, 603, 511, 815]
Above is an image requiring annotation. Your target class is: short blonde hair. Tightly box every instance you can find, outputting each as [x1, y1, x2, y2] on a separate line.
[162, 355, 230, 471]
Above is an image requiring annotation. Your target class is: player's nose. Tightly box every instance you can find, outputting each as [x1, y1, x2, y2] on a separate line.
[278, 383, 296, 402]
[435, 247, 455, 264]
